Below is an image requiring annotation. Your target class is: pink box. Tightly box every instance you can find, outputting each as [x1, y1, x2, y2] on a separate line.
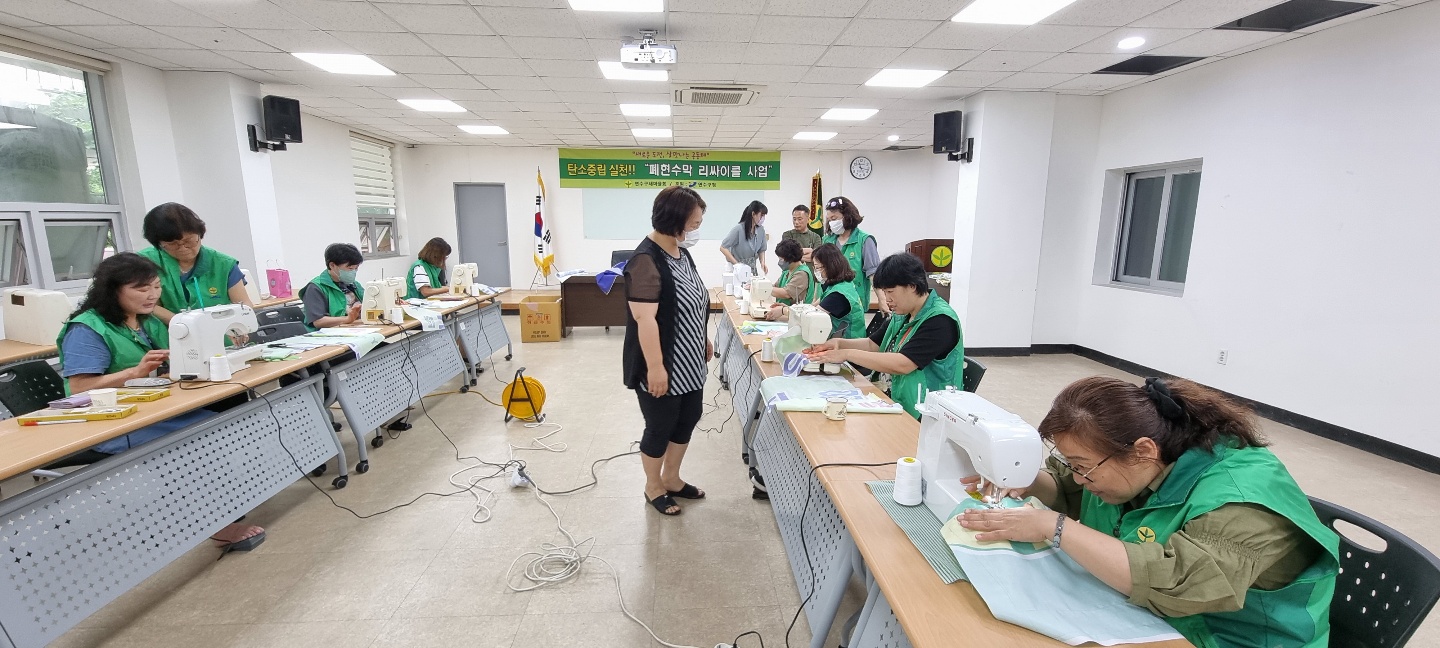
[266, 268, 293, 298]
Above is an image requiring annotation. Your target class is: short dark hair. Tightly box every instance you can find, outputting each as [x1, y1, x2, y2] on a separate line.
[72, 252, 161, 326]
[823, 196, 863, 231]
[651, 186, 707, 237]
[418, 237, 452, 266]
[811, 243, 855, 285]
[325, 243, 364, 267]
[872, 253, 929, 294]
[774, 238, 803, 263]
[791, 204, 810, 215]
[142, 202, 206, 247]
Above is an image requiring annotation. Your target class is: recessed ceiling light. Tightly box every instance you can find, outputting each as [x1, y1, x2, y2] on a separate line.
[864, 69, 946, 88]
[887, 135, 899, 142]
[569, 0, 663, 11]
[0, 122, 35, 130]
[951, 0, 1079, 25]
[459, 125, 508, 135]
[620, 103, 671, 117]
[398, 99, 466, 112]
[793, 132, 836, 141]
[632, 128, 672, 138]
[292, 53, 394, 75]
[599, 61, 668, 81]
[1117, 36, 1147, 50]
[821, 108, 878, 121]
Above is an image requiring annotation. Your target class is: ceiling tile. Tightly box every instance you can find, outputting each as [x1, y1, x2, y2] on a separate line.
[914, 23, 1023, 50]
[270, 0, 406, 31]
[1219, 32, 1300, 57]
[244, 29, 358, 54]
[372, 55, 463, 74]
[485, 76, 551, 90]
[801, 67, 878, 85]
[932, 69, 1012, 86]
[764, 0, 868, 17]
[993, 25, 1113, 52]
[959, 50, 1056, 72]
[0, 0, 127, 25]
[332, 31, 439, 56]
[474, 6, 582, 38]
[73, 0, 223, 27]
[152, 27, 278, 52]
[503, 37, 593, 60]
[1048, 73, 1137, 92]
[752, 15, 850, 44]
[444, 88, 503, 100]
[418, 34, 512, 58]
[16, 26, 119, 50]
[666, 40, 745, 64]
[736, 64, 809, 83]
[816, 45, 904, 68]
[130, 48, 251, 69]
[100, 48, 185, 69]
[989, 71, 1080, 89]
[67, 25, 192, 49]
[571, 12, 653, 40]
[789, 83, 855, 98]
[888, 48, 983, 70]
[219, 50, 321, 71]
[835, 19, 941, 48]
[744, 43, 827, 66]
[374, 3, 494, 35]
[672, 63, 741, 82]
[1026, 52, 1131, 73]
[525, 58, 604, 78]
[1132, 0, 1290, 28]
[542, 76, 613, 92]
[1070, 27, 1199, 54]
[182, 1, 310, 29]
[1041, 0, 1179, 27]
[858, 0, 964, 20]
[1144, 28, 1277, 56]
[666, 11, 759, 42]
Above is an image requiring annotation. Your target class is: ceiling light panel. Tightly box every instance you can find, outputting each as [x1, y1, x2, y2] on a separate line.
[952, 0, 1080, 25]
[620, 103, 671, 117]
[632, 128, 672, 137]
[821, 108, 878, 121]
[459, 125, 509, 135]
[864, 68, 947, 88]
[398, 99, 467, 112]
[793, 132, 837, 140]
[291, 53, 395, 75]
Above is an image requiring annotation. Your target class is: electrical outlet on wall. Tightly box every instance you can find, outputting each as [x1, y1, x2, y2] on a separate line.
[1217, 350, 1229, 365]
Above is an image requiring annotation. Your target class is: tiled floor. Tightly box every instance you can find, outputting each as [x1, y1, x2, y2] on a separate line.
[8, 319, 1438, 648]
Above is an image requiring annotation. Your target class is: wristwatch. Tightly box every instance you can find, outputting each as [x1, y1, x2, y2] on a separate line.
[1051, 513, 1066, 548]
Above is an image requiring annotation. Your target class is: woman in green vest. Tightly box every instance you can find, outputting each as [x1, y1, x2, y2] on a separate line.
[958, 377, 1340, 648]
[820, 196, 887, 316]
[407, 237, 452, 299]
[299, 243, 366, 330]
[762, 239, 818, 320]
[137, 202, 253, 323]
[55, 253, 266, 551]
[804, 253, 962, 417]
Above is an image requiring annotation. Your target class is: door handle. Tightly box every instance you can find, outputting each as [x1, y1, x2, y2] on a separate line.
[498, 241, 507, 246]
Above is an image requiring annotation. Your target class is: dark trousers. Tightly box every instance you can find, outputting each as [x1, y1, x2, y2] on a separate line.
[635, 388, 704, 458]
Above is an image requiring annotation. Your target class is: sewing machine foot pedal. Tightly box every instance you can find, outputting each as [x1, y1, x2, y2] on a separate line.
[356, 460, 370, 474]
[310, 464, 327, 477]
[386, 420, 412, 432]
[332, 476, 348, 489]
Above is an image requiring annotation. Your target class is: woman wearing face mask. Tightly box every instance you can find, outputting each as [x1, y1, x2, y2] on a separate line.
[770, 244, 864, 338]
[957, 377, 1339, 648]
[719, 200, 769, 276]
[763, 239, 817, 320]
[138, 202, 254, 324]
[623, 186, 712, 516]
[820, 196, 886, 315]
[299, 243, 366, 330]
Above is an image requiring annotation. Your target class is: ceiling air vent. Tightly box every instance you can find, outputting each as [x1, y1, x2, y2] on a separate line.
[674, 85, 760, 106]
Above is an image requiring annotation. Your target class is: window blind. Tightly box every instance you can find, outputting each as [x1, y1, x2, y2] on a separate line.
[350, 134, 395, 216]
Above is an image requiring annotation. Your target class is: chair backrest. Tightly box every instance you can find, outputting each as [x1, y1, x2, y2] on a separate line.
[253, 322, 309, 345]
[610, 250, 635, 268]
[962, 356, 986, 393]
[0, 360, 66, 420]
[1311, 496, 1440, 648]
[257, 305, 306, 326]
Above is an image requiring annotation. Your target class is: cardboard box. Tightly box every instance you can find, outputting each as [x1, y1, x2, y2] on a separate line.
[519, 295, 563, 342]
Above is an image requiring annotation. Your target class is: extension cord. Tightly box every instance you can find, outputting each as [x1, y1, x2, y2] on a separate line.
[509, 464, 530, 488]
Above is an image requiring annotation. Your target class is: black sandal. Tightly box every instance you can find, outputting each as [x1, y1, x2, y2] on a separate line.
[646, 493, 682, 516]
[667, 483, 706, 500]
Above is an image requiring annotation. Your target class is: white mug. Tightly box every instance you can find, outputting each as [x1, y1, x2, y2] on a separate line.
[388, 306, 406, 323]
[90, 388, 118, 407]
[824, 397, 848, 421]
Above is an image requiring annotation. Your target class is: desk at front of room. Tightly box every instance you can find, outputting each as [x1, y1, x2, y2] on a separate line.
[712, 294, 1192, 648]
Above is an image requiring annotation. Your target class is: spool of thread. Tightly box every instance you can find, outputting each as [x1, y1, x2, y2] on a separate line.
[761, 337, 775, 362]
[388, 306, 406, 323]
[209, 355, 232, 382]
[738, 299, 750, 315]
[893, 456, 924, 506]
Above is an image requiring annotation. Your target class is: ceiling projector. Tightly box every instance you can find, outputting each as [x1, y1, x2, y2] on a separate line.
[621, 30, 677, 69]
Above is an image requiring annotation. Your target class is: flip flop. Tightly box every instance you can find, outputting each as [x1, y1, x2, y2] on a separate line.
[646, 493, 682, 516]
[213, 530, 266, 554]
[667, 483, 706, 500]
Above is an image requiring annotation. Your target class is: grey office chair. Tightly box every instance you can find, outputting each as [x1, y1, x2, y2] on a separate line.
[258, 305, 306, 326]
[962, 356, 987, 392]
[0, 361, 110, 477]
[1310, 496, 1440, 648]
[254, 322, 309, 345]
[610, 250, 635, 267]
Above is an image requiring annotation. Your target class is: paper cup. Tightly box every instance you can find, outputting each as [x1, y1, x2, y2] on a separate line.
[90, 388, 118, 407]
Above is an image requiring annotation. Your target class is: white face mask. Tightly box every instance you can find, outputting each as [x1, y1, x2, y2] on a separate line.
[828, 219, 845, 235]
[678, 228, 700, 248]
[815, 271, 826, 284]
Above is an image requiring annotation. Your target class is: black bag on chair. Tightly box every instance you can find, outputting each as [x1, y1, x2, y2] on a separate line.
[865, 310, 891, 340]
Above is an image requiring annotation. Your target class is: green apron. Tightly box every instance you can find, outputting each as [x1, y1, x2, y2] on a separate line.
[299, 271, 365, 331]
[1080, 443, 1340, 648]
[406, 259, 443, 299]
[139, 245, 238, 313]
[819, 281, 865, 340]
[777, 262, 819, 305]
[879, 290, 964, 419]
[822, 226, 873, 312]
[56, 310, 170, 395]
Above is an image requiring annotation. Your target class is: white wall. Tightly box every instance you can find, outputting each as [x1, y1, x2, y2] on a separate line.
[835, 148, 958, 259]
[103, 59, 183, 249]
[1035, 1, 1440, 455]
[1032, 94, 1103, 344]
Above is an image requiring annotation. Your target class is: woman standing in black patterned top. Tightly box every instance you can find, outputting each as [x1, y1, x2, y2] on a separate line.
[623, 186, 712, 516]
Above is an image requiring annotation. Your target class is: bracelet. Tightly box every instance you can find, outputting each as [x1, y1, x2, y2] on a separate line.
[1050, 513, 1066, 548]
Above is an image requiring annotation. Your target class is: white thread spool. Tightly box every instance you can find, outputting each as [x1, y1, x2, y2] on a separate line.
[388, 306, 406, 323]
[893, 456, 924, 506]
[761, 337, 775, 362]
[738, 299, 750, 315]
[209, 355, 232, 382]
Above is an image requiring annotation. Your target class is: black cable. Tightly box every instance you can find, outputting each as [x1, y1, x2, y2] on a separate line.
[733, 630, 765, 648]
[783, 461, 894, 648]
[519, 446, 641, 496]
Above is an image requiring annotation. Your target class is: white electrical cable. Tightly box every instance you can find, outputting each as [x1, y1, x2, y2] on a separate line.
[512, 421, 568, 453]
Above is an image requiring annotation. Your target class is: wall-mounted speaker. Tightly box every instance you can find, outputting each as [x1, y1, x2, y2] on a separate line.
[933, 110, 962, 154]
[262, 95, 302, 143]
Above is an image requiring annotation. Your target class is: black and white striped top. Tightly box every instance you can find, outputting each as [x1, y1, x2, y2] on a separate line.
[657, 252, 709, 395]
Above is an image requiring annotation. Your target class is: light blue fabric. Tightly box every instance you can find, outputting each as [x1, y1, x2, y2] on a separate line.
[59, 323, 154, 378]
[92, 409, 215, 454]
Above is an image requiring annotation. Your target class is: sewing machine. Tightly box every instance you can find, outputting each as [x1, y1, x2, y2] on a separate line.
[790, 304, 840, 374]
[168, 304, 264, 381]
[2, 288, 71, 346]
[731, 263, 753, 289]
[450, 262, 476, 295]
[750, 278, 773, 313]
[916, 388, 1043, 521]
[362, 278, 403, 323]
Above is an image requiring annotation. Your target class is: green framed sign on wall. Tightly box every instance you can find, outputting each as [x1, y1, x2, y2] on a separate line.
[558, 148, 781, 190]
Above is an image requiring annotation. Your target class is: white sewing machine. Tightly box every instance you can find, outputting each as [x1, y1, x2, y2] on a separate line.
[168, 304, 264, 381]
[789, 304, 840, 375]
[731, 263, 753, 288]
[449, 262, 476, 296]
[750, 278, 773, 313]
[916, 389, 1043, 521]
[2, 288, 71, 346]
[362, 278, 403, 323]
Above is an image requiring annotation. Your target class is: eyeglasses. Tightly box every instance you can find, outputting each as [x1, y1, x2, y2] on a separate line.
[1047, 440, 1133, 482]
[159, 236, 201, 252]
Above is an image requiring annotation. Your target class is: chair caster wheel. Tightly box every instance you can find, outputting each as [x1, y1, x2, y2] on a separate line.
[311, 464, 327, 477]
[332, 422, 342, 432]
[752, 488, 770, 500]
[356, 461, 370, 474]
[460, 385, 469, 393]
[371, 435, 384, 448]
[505, 354, 513, 360]
[741, 452, 749, 465]
[471, 378, 479, 385]
[332, 475, 348, 489]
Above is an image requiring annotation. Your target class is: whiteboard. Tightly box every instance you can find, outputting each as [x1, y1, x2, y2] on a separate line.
[582, 188, 765, 240]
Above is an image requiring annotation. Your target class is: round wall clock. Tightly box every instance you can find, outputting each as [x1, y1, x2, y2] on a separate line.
[849, 156, 872, 180]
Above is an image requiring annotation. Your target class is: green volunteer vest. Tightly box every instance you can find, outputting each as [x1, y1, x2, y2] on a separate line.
[1079, 442, 1340, 648]
[56, 310, 170, 395]
[777, 262, 819, 305]
[139, 245, 238, 313]
[879, 291, 964, 419]
[300, 271, 365, 331]
[822, 226, 873, 311]
[406, 259, 443, 299]
[819, 281, 865, 340]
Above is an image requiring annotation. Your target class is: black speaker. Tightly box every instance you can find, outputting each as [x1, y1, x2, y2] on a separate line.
[933, 110, 962, 154]
[262, 95, 302, 143]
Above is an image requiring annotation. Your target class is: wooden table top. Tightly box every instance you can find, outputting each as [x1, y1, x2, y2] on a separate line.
[0, 339, 58, 366]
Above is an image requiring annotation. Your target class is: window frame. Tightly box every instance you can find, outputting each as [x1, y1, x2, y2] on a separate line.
[358, 216, 399, 259]
[1111, 163, 1202, 295]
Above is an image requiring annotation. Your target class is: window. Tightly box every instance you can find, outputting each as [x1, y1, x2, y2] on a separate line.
[351, 133, 397, 258]
[1114, 164, 1201, 291]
